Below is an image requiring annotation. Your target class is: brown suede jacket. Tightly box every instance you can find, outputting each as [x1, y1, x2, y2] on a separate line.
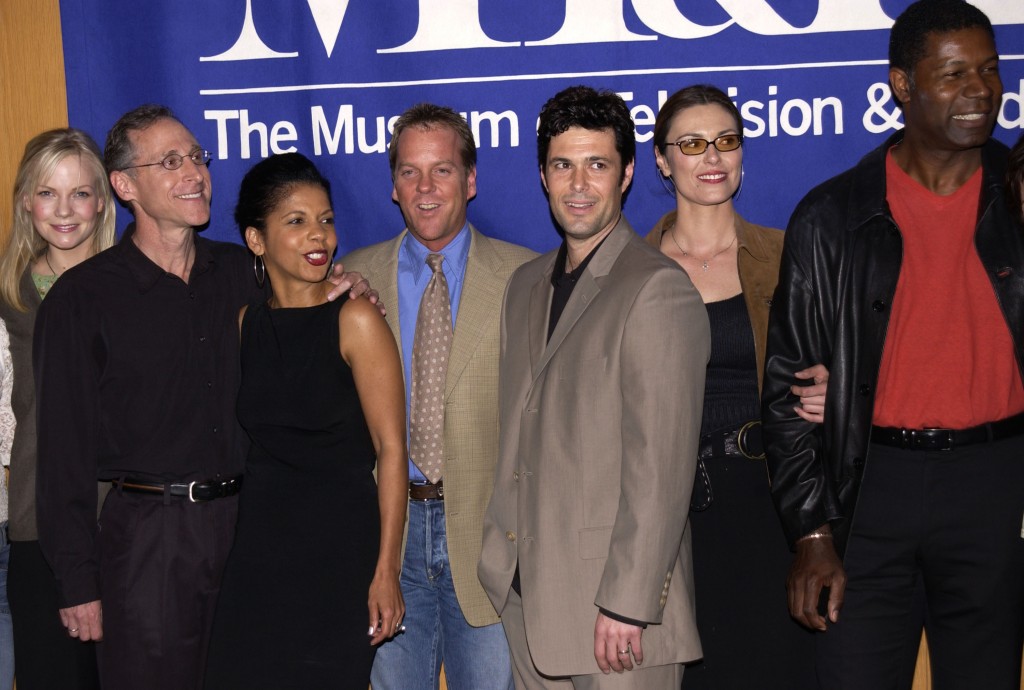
[645, 210, 784, 394]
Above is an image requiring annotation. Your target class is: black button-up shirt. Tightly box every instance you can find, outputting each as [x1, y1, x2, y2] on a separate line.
[34, 227, 262, 606]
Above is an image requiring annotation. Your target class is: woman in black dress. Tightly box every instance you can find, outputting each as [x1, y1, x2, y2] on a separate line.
[646, 85, 827, 689]
[205, 153, 406, 689]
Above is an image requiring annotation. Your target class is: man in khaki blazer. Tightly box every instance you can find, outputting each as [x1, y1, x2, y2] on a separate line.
[479, 86, 710, 688]
[343, 103, 535, 690]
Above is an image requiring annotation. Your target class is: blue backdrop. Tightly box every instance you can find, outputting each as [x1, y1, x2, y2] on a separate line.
[60, 0, 1024, 254]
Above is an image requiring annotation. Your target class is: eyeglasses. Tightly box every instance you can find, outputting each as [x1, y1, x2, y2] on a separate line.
[123, 148, 212, 171]
[664, 135, 743, 156]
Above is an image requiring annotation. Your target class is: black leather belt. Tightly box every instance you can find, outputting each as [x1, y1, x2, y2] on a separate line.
[111, 475, 243, 502]
[691, 420, 765, 513]
[409, 480, 444, 501]
[698, 420, 765, 461]
[871, 411, 1024, 451]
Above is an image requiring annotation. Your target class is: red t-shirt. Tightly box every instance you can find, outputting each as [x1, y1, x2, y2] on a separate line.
[873, 150, 1024, 429]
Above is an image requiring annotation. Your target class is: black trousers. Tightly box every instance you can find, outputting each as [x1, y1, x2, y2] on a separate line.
[816, 436, 1024, 690]
[97, 488, 238, 690]
[7, 540, 100, 690]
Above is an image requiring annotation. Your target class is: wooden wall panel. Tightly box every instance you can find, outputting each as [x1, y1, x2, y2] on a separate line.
[0, 0, 69, 248]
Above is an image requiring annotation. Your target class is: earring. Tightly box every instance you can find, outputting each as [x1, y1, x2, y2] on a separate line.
[254, 254, 266, 289]
[733, 165, 745, 200]
[657, 170, 677, 196]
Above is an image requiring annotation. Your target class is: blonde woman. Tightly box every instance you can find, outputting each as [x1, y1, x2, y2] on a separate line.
[0, 128, 115, 690]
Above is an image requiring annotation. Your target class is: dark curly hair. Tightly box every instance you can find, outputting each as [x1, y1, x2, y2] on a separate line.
[537, 86, 635, 182]
[889, 0, 994, 94]
[235, 152, 333, 244]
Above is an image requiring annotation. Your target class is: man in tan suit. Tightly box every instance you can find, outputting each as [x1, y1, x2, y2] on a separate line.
[343, 103, 535, 690]
[478, 86, 710, 688]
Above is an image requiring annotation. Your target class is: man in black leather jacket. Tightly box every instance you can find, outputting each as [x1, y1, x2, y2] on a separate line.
[762, 1, 1024, 688]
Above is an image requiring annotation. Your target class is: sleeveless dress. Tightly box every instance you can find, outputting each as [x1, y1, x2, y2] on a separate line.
[204, 299, 379, 690]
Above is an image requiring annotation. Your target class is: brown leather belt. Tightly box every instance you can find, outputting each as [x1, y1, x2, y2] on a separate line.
[111, 475, 243, 502]
[409, 480, 444, 501]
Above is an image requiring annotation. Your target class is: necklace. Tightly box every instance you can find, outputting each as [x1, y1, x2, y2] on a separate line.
[44, 252, 62, 277]
[669, 231, 736, 272]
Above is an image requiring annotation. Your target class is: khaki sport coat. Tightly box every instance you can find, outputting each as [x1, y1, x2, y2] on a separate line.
[479, 218, 710, 675]
[343, 225, 536, 626]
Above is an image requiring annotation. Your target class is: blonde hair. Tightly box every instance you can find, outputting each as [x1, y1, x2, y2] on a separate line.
[0, 128, 116, 311]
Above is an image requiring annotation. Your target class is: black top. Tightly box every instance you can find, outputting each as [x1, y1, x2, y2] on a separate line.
[548, 236, 606, 341]
[236, 300, 376, 480]
[701, 292, 760, 436]
[33, 226, 263, 606]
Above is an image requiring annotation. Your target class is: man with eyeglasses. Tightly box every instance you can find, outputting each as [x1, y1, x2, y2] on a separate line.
[32, 104, 369, 690]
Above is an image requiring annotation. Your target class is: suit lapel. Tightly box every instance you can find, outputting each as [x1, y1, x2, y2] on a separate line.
[527, 257, 555, 373]
[445, 226, 505, 398]
[370, 232, 405, 364]
[533, 271, 597, 377]
[531, 218, 634, 382]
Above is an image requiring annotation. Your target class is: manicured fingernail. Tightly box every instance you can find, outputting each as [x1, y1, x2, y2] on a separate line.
[368, 626, 375, 635]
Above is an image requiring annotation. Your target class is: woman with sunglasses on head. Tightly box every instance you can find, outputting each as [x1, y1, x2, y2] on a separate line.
[0, 128, 116, 690]
[647, 85, 823, 689]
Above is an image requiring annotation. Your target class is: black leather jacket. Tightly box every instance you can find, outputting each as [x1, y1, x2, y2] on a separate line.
[762, 133, 1024, 554]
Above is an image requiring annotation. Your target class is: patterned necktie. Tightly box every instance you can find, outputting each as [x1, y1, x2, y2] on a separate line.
[409, 253, 452, 484]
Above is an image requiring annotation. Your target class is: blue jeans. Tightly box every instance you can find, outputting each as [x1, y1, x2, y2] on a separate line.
[370, 499, 513, 690]
[0, 523, 13, 690]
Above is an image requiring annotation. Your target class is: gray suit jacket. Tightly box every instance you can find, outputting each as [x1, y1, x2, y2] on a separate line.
[479, 218, 710, 675]
[343, 225, 536, 626]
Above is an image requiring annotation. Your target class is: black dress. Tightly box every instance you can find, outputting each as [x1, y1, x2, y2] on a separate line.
[684, 294, 817, 690]
[204, 300, 379, 690]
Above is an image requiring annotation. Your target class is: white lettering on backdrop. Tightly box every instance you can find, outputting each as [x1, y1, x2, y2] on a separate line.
[201, 0, 1024, 61]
